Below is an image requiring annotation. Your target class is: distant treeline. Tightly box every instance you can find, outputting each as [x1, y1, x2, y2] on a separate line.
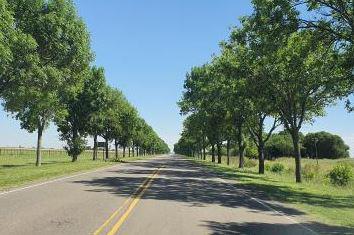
[212, 131, 350, 160]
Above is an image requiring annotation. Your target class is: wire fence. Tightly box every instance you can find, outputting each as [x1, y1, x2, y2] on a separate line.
[0, 147, 122, 160]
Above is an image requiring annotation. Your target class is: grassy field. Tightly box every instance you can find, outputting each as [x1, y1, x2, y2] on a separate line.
[191, 155, 354, 228]
[0, 148, 150, 191]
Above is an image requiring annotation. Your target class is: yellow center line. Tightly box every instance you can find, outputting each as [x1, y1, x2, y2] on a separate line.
[107, 168, 161, 235]
[93, 168, 161, 235]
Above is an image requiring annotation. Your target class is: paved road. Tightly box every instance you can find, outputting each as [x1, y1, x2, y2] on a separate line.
[0, 155, 346, 235]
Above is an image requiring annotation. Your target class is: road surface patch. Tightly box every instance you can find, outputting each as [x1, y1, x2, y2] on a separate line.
[94, 167, 162, 235]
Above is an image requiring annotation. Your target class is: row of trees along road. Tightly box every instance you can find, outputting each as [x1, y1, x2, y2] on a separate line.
[0, 0, 169, 166]
[175, 0, 353, 183]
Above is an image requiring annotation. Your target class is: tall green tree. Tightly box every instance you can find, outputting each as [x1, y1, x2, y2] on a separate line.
[3, 0, 92, 166]
[294, 0, 354, 111]
[56, 68, 94, 162]
[0, 0, 37, 100]
[220, 29, 280, 173]
[116, 101, 138, 157]
[101, 87, 126, 160]
[81, 67, 109, 160]
[214, 44, 250, 168]
[0, 0, 13, 83]
[179, 64, 227, 164]
[267, 31, 347, 182]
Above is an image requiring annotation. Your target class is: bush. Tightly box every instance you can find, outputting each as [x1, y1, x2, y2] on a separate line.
[302, 163, 320, 181]
[328, 164, 352, 186]
[270, 163, 285, 173]
[265, 163, 271, 171]
[245, 143, 258, 159]
[244, 158, 257, 168]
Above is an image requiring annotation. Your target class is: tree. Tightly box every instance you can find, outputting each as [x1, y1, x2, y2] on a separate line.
[78, 67, 108, 160]
[0, 0, 37, 106]
[213, 44, 250, 168]
[0, 0, 26, 93]
[3, 0, 92, 166]
[115, 101, 138, 157]
[235, 0, 348, 182]
[266, 31, 347, 182]
[303, 131, 350, 159]
[294, 0, 354, 111]
[57, 69, 93, 162]
[220, 28, 280, 173]
[179, 64, 227, 164]
[101, 87, 126, 160]
[0, 0, 13, 84]
[181, 113, 208, 159]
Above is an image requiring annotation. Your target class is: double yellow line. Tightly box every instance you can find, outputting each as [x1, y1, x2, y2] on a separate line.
[94, 167, 161, 235]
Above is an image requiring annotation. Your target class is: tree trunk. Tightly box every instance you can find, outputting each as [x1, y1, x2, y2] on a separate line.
[36, 121, 44, 167]
[136, 146, 139, 156]
[132, 145, 135, 157]
[72, 128, 78, 162]
[211, 144, 215, 163]
[291, 131, 302, 183]
[239, 145, 245, 168]
[123, 146, 126, 157]
[258, 143, 265, 174]
[237, 125, 245, 168]
[202, 136, 206, 160]
[93, 134, 98, 160]
[105, 137, 109, 160]
[226, 139, 230, 165]
[72, 154, 78, 162]
[217, 142, 222, 164]
[115, 139, 119, 160]
[128, 147, 131, 157]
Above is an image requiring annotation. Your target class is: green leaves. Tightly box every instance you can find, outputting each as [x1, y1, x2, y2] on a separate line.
[3, 0, 92, 133]
[1, 0, 169, 163]
[176, 0, 352, 181]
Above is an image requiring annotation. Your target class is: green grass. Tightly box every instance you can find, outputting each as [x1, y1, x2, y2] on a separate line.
[0, 149, 152, 191]
[190, 155, 354, 228]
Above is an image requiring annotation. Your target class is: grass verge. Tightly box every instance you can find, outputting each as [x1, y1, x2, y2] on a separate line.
[0, 150, 153, 191]
[189, 156, 354, 228]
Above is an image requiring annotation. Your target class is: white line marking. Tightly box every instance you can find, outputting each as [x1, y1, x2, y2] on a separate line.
[0, 164, 122, 197]
[217, 177, 318, 235]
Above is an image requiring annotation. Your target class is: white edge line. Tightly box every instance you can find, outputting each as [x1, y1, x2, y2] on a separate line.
[217, 177, 318, 235]
[0, 164, 122, 196]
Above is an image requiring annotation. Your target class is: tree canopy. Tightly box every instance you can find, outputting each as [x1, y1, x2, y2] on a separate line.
[175, 0, 351, 182]
[0, 0, 169, 165]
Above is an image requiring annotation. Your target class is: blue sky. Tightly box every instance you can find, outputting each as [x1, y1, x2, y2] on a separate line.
[0, 0, 353, 155]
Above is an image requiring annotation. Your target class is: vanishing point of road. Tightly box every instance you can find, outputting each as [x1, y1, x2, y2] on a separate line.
[0, 155, 331, 235]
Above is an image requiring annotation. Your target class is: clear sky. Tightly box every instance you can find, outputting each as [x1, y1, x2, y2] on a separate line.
[0, 0, 353, 156]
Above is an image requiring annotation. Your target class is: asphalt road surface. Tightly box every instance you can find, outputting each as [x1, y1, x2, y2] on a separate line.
[0, 155, 349, 235]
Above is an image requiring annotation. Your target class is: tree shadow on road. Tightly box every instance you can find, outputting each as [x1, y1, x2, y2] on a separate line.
[73, 157, 354, 234]
[202, 220, 354, 235]
[74, 158, 304, 215]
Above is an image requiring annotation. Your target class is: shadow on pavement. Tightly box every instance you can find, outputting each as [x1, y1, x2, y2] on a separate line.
[73, 157, 354, 234]
[202, 220, 354, 235]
